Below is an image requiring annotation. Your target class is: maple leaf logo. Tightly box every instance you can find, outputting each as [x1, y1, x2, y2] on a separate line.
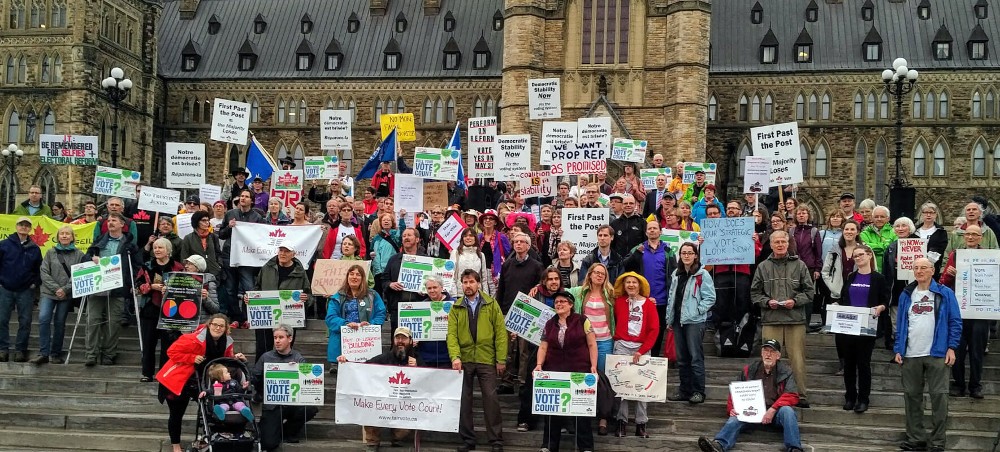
[388, 370, 411, 385]
[133, 210, 151, 221]
[269, 229, 287, 238]
[30, 226, 50, 248]
[277, 173, 299, 186]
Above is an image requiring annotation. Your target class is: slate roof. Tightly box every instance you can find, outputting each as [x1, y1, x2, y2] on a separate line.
[158, 0, 504, 79]
[711, 0, 1000, 73]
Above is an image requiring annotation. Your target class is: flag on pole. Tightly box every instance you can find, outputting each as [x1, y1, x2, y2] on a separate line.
[446, 123, 466, 190]
[245, 135, 279, 181]
[357, 127, 398, 180]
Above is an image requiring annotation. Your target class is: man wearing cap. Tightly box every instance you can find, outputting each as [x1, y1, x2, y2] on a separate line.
[228, 167, 251, 207]
[692, 184, 726, 224]
[0, 217, 43, 362]
[643, 173, 670, 218]
[12, 185, 53, 217]
[698, 339, 803, 452]
[682, 170, 709, 204]
[839, 193, 864, 224]
[250, 242, 311, 360]
[351, 326, 424, 451]
[608, 193, 625, 222]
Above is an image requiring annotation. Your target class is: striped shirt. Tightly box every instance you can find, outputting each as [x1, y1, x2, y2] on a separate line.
[583, 293, 611, 341]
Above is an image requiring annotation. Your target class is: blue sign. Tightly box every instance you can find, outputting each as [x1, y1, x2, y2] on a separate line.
[699, 217, 755, 265]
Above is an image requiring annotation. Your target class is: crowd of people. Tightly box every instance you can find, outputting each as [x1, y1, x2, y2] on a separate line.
[0, 154, 994, 452]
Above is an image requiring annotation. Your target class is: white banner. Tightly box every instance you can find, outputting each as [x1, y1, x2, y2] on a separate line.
[264, 362, 326, 406]
[730, 380, 766, 423]
[228, 223, 322, 269]
[467, 116, 497, 179]
[335, 362, 463, 432]
[320, 109, 353, 151]
[605, 354, 669, 402]
[210, 98, 251, 145]
[561, 208, 609, 265]
[199, 184, 223, 204]
[531, 371, 598, 417]
[577, 117, 612, 151]
[528, 78, 562, 120]
[340, 325, 383, 362]
[165, 142, 206, 188]
[495, 135, 531, 181]
[137, 186, 181, 214]
[743, 156, 770, 194]
[540, 121, 578, 165]
[176, 212, 194, 238]
[955, 249, 1000, 320]
[750, 121, 803, 187]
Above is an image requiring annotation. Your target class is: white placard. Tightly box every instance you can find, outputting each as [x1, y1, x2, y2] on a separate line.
[750, 121, 803, 187]
[264, 362, 326, 406]
[468, 116, 497, 179]
[435, 213, 467, 252]
[495, 134, 531, 181]
[611, 138, 648, 163]
[548, 142, 609, 176]
[743, 156, 770, 194]
[604, 354, 669, 402]
[210, 98, 251, 145]
[528, 78, 562, 120]
[955, 249, 1000, 320]
[827, 304, 878, 336]
[561, 208, 609, 265]
[394, 174, 424, 223]
[303, 156, 340, 180]
[176, 212, 194, 238]
[71, 258, 125, 298]
[504, 293, 555, 346]
[335, 363, 463, 432]
[339, 325, 383, 362]
[577, 117, 612, 150]
[896, 238, 927, 281]
[531, 371, 598, 417]
[165, 142, 206, 188]
[539, 121, 578, 165]
[730, 380, 767, 423]
[39, 134, 99, 165]
[199, 184, 223, 204]
[320, 110, 352, 150]
[137, 186, 181, 214]
[640, 168, 672, 191]
[93, 166, 140, 199]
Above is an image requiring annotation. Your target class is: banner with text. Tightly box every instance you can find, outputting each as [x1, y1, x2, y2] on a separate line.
[320, 109, 353, 150]
[165, 142, 205, 188]
[504, 292, 555, 346]
[700, 217, 755, 265]
[605, 354, 669, 402]
[531, 371, 598, 417]
[398, 301, 452, 341]
[210, 98, 251, 145]
[335, 362, 462, 432]
[549, 142, 609, 176]
[246, 290, 306, 329]
[750, 122, 803, 187]
[561, 208, 609, 265]
[730, 380, 766, 423]
[380, 113, 416, 142]
[39, 134, 99, 166]
[199, 184, 223, 204]
[467, 116, 497, 179]
[228, 223, 322, 269]
[264, 362, 326, 406]
[0, 215, 94, 255]
[528, 78, 562, 120]
[93, 166, 140, 199]
[955, 249, 1000, 320]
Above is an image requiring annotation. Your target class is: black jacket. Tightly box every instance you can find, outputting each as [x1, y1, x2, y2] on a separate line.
[610, 213, 646, 258]
[494, 254, 545, 313]
[579, 247, 624, 283]
[841, 270, 890, 310]
[383, 250, 427, 307]
[367, 348, 425, 366]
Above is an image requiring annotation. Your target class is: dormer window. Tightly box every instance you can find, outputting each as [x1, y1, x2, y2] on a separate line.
[296, 39, 314, 71]
[301, 14, 313, 34]
[183, 55, 198, 71]
[917, 0, 930, 20]
[970, 41, 988, 59]
[208, 15, 220, 35]
[238, 38, 258, 71]
[805, 0, 818, 22]
[443, 37, 461, 70]
[473, 34, 491, 70]
[444, 11, 455, 32]
[384, 38, 401, 71]
[759, 28, 778, 64]
[751, 2, 763, 24]
[795, 28, 813, 63]
[492, 10, 503, 31]
[976, 0, 988, 19]
[385, 54, 399, 70]
[297, 55, 312, 70]
[181, 38, 202, 72]
[395, 12, 408, 33]
[347, 12, 360, 33]
[862, 0, 874, 21]
[325, 37, 343, 71]
[968, 24, 989, 60]
[863, 26, 882, 61]
[932, 25, 953, 60]
[254, 14, 266, 34]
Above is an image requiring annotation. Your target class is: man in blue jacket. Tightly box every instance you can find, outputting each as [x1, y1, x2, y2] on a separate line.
[894, 257, 962, 452]
[0, 217, 43, 362]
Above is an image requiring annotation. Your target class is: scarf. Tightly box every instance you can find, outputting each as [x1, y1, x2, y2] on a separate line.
[197, 229, 210, 250]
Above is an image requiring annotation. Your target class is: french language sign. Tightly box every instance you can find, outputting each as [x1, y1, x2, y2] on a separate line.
[92, 166, 140, 199]
[750, 121, 803, 186]
[540, 121, 578, 165]
[611, 138, 648, 163]
[321, 109, 353, 150]
[561, 208, 609, 265]
[955, 249, 1000, 320]
[340, 325, 383, 362]
[640, 168, 672, 191]
[743, 156, 770, 194]
[577, 117, 612, 150]
[311, 259, 372, 296]
[398, 301, 452, 341]
[137, 186, 181, 214]
[413, 147, 460, 182]
[495, 135, 531, 181]
[504, 292, 555, 346]
[528, 78, 562, 120]
[228, 223, 322, 268]
[397, 254, 456, 294]
[467, 116, 497, 179]
[165, 142, 205, 188]
[246, 290, 306, 329]
[39, 134, 99, 165]
[896, 238, 927, 281]
[700, 217, 755, 265]
[335, 363, 462, 432]
[303, 156, 340, 180]
[531, 371, 598, 417]
[605, 354, 669, 402]
[549, 142, 609, 176]
[380, 113, 416, 142]
[264, 362, 325, 406]
[210, 98, 251, 145]
[71, 257, 124, 297]
[157, 272, 203, 333]
[730, 380, 766, 423]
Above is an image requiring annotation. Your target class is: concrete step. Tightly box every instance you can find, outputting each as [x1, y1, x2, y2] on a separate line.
[0, 426, 167, 451]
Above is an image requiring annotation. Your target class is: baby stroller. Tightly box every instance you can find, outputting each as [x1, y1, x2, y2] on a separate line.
[189, 357, 262, 452]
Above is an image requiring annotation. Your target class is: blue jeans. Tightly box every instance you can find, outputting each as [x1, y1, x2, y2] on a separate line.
[0, 286, 34, 352]
[38, 296, 71, 357]
[596, 339, 613, 373]
[675, 321, 707, 395]
[714, 406, 801, 451]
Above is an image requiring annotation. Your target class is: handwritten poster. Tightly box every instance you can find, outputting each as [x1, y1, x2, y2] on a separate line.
[896, 238, 927, 281]
[700, 217, 755, 265]
[311, 259, 371, 296]
[435, 213, 466, 252]
[380, 113, 416, 142]
[730, 380, 766, 423]
[605, 354, 669, 402]
[340, 325, 383, 362]
[955, 249, 1000, 320]
[467, 116, 497, 179]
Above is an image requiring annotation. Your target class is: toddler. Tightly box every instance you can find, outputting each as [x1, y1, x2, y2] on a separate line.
[203, 363, 254, 422]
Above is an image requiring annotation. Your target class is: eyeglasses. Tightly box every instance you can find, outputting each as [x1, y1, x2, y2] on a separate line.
[209, 323, 227, 328]
[852, 254, 868, 259]
[591, 271, 607, 276]
[966, 233, 983, 237]
[680, 251, 697, 256]
[432, 211, 445, 215]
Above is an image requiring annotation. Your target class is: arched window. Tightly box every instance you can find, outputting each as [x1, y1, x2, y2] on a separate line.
[866, 93, 876, 119]
[53, 55, 62, 83]
[874, 139, 886, 202]
[796, 94, 805, 120]
[764, 94, 774, 121]
[41, 55, 50, 83]
[737, 143, 750, 178]
[800, 141, 810, 178]
[751, 95, 761, 121]
[486, 97, 496, 116]
[275, 142, 289, 167]
[396, 98, 405, 113]
[36, 169, 58, 207]
[446, 98, 455, 123]
[348, 99, 357, 122]
[854, 93, 863, 119]
[292, 143, 304, 169]
[181, 99, 190, 123]
[202, 100, 211, 124]
[973, 141, 987, 176]
[912, 90, 922, 119]
[6, 57, 15, 84]
[738, 95, 748, 121]
[808, 93, 818, 120]
[43, 109, 55, 134]
[581, 0, 630, 64]
[298, 99, 307, 124]
[973, 91, 983, 118]
[250, 98, 259, 123]
[879, 92, 889, 119]
[7, 109, 19, 143]
[820, 93, 830, 120]
[277, 99, 286, 124]
[423, 99, 433, 124]
[925, 92, 935, 119]
[375, 99, 384, 122]
[0, 168, 18, 214]
[474, 97, 484, 118]
[708, 95, 718, 121]
[913, 141, 926, 176]
[435, 98, 445, 123]
[994, 141, 1000, 176]
[933, 140, 947, 176]
[192, 99, 201, 123]
[938, 91, 948, 118]
[386, 98, 396, 115]
[855, 139, 868, 197]
[814, 142, 828, 177]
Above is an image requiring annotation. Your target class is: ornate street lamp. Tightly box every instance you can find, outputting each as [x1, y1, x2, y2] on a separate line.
[2, 143, 24, 213]
[881, 57, 918, 220]
[101, 67, 132, 168]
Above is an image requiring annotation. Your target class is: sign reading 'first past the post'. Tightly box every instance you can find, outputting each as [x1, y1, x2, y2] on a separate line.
[750, 121, 803, 187]
[210, 98, 251, 145]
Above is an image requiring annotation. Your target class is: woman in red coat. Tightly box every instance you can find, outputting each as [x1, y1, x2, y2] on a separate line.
[156, 314, 247, 452]
[321, 202, 367, 259]
[611, 271, 660, 439]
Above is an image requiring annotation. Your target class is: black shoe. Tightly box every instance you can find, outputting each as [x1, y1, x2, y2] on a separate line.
[29, 355, 48, 365]
[899, 440, 928, 451]
[949, 387, 966, 397]
[689, 393, 706, 404]
[597, 421, 608, 436]
[698, 436, 724, 452]
[85, 357, 97, 367]
[635, 423, 648, 438]
[796, 398, 810, 408]
[853, 402, 868, 413]
[843, 400, 855, 411]
[970, 389, 984, 399]
[667, 392, 691, 402]
[101, 356, 115, 366]
[615, 420, 627, 438]
[788, 447, 804, 452]
[11, 351, 27, 363]
[495, 385, 515, 395]
[456, 444, 474, 452]
[490, 444, 503, 452]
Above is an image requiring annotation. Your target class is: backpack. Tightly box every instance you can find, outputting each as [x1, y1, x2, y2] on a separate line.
[718, 311, 756, 358]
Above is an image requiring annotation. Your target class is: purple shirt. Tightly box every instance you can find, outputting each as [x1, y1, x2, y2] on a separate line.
[848, 272, 872, 308]
[642, 243, 668, 305]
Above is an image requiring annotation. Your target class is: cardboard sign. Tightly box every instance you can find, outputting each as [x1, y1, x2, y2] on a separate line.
[321, 109, 353, 150]
[165, 142, 205, 188]
[311, 259, 371, 296]
[528, 78, 562, 120]
[93, 166, 140, 199]
[539, 121, 578, 165]
[467, 116, 497, 179]
[495, 135, 531, 181]
[303, 156, 340, 180]
[380, 113, 416, 142]
[422, 182, 449, 212]
[199, 184, 223, 204]
[561, 208, 610, 265]
[577, 117, 612, 150]
[398, 301, 452, 341]
[640, 168, 672, 191]
[750, 121, 804, 187]
[682, 162, 717, 184]
[71, 257, 124, 297]
[269, 170, 304, 211]
[730, 380, 766, 423]
[335, 363, 462, 432]
[611, 138, 648, 163]
[228, 223, 323, 268]
[700, 217, 755, 265]
[955, 249, 1000, 320]
[519, 170, 556, 199]
[413, 147, 460, 182]
[896, 238, 927, 281]
[264, 362, 326, 406]
[605, 354, 670, 402]
[397, 254, 456, 294]
[340, 325, 383, 362]
[435, 213, 467, 252]
[137, 186, 181, 215]
[743, 156, 771, 194]
[504, 293, 555, 346]
[531, 371, 598, 417]
[156, 272, 204, 333]
[39, 134, 99, 165]
[548, 142, 609, 176]
[210, 98, 251, 145]
[246, 290, 306, 329]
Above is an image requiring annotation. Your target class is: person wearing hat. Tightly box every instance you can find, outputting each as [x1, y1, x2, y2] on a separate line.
[622, 220, 677, 358]
[350, 325, 423, 451]
[697, 339, 803, 452]
[462, 209, 481, 235]
[279, 156, 296, 170]
[838, 192, 864, 224]
[249, 243, 311, 360]
[181, 254, 219, 316]
[611, 272, 659, 438]
[682, 170, 709, 205]
[608, 192, 625, 221]
[179, 210, 223, 278]
[227, 167, 251, 207]
[251, 177, 269, 214]
[0, 216, 43, 363]
[691, 184, 726, 224]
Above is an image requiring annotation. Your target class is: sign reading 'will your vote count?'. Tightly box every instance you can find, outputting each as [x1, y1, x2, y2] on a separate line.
[397, 255, 456, 294]
[750, 121, 803, 187]
[264, 362, 325, 406]
[532, 371, 598, 417]
[246, 290, 306, 329]
[303, 156, 340, 180]
[39, 134, 99, 165]
[71, 257, 124, 297]
[413, 147, 461, 182]
[398, 301, 452, 341]
[93, 166, 141, 199]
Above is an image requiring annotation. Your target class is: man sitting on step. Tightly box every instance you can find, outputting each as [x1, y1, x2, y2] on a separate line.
[698, 339, 804, 452]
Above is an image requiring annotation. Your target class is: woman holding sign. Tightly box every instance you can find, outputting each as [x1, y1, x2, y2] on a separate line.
[325, 264, 386, 373]
[835, 244, 888, 414]
[880, 216, 918, 351]
[33, 226, 86, 365]
[137, 238, 185, 382]
[611, 272, 659, 438]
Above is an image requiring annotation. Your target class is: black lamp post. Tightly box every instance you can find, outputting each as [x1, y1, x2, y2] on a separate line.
[2, 144, 24, 213]
[101, 67, 132, 168]
[881, 57, 918, 220]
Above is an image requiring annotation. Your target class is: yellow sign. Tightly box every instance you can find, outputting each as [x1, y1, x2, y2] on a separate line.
[0, 215, 96, 254]
[380, 113, 416, 142]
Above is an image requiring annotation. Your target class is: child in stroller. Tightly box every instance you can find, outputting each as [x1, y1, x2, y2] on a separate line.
[203, 363, 254, 422]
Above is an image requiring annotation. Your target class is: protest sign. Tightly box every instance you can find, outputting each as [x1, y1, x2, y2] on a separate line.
[730, 380, 766, 423]
[397, 254, 456, 294]
[303, 156, 340, 180]
[750, 121, 803, 186]
[577, 117, 612, 150]
[640, 168, 672, 191]
[398, 301, 452, 341]
[955, 249, 1000, 320]
[246, 290, 306, 329]
[468, 116, 497, 179]
[743, 156, 770, 194]
[896, 238, 927, 281]
[335, 362, 462, 432]
[661, 229, 700, 254]
[495, 134, 531, 181]
[310, 259, 371, 296]
[539, 121, 578, 165]
[700, 217, 755, 265]
[504, 293, 555, 346]
[269, 170, 304, 211]
[137, 186, 181, 214]
[435, 213, 466, 252]
[422, 182, 449, 211]
[611, 138, 648, 163]
[394, 174, 423, 224]
[340, 325, 383, 362]
[175, 212, 194, 239]
[93, 166, 140, 199]
[228, 223, 322, 269]
[0, 215, 94, 254]
[605, 355, 669, 402]
[528, 78, 562, 119]
[199, 184, 223, 204]
[71, 257, 124, 298]
[519, 170, 556, 199]
[165, 142, 205, 188]
[826, 304, 877, 336]
[320, 109, 352, 150]
[380, 113, 416, 142]
[39, 134, 99, 165]
[413, 147, 460, 182]
[264, 362, 325, 406]
[682, 162, 717, 184]
[531, 371, 598, 417]
[210, 98, 251, 145]
[157, 272, 204, 333]
[549, 142, 609, 176]
[561, 208, 609, 265]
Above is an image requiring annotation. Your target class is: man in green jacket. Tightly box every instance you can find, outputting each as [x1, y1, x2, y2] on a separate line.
[859, 205, 895, 272]
[11, 185, 53, 217]
[447, 269, 507, 452]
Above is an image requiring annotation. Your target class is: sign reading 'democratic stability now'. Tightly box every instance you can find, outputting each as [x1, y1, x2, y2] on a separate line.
[955, 249, 1000, 320]
[743, 156, 771, 194]
[210, 98, 251, 145]
[504, 292, 555, 346]
[539, 122, 578, 165]
[93, 166, 140, 199]
[39, 134, 99, 165]
[264, 362, 325, 406]
[303, 156, 340, 180]
[561, 208, 610, 265]
[246, 290, 306, 329]
[71, 257, 124, 297]
[495, 135, 531, 181]
[413, 147, 460, 182]
[320, 110, 352, 150]
[605, 355, 669, 402]
[528, 78, 562, 120]
[335, 362, 463, 432]
[699, 217, 755, 265]
[229, 223, 322, 269]
[468, 116, 497, 179]
[548, 142, 609, 176]
[137, 186, 181, 215]
[398, 301, 452, 341]
[165, 143, 205, 189]
[531, 371, 598, 417]
[750, 122, 803, 187]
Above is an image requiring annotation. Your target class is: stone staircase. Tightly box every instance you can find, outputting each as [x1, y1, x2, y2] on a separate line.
[1, 309, 999, 451]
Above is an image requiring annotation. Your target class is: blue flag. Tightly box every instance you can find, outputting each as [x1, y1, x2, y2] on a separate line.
[357, 128, 398, 180]
[245, 136, 278, 181]
[447, 123, 466, 190]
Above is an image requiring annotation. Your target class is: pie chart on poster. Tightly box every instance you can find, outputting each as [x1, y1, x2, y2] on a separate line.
[178, 300, 198, 319]
[162, 300, 178, 317]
